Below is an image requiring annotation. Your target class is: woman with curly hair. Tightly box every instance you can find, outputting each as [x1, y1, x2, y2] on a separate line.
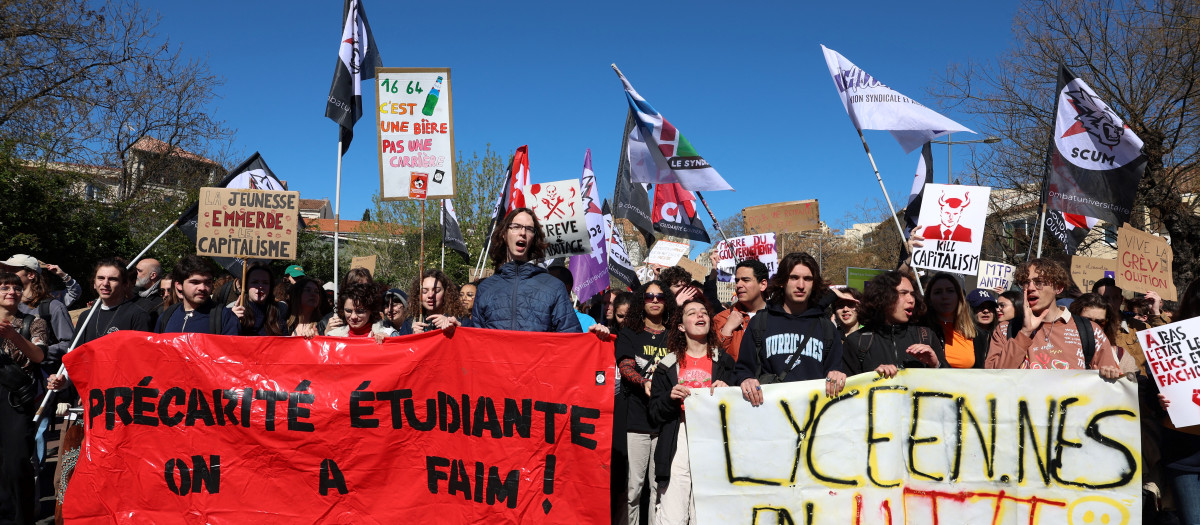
[843, 270, 946, 377]
[326, 282, 389, 339]
[614, 279, 674, 525]
[647, 296, 734, 525]
[397, 269, 472, 335]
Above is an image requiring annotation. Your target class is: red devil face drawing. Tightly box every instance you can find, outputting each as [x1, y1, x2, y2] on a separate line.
[938, 191, 970, 231]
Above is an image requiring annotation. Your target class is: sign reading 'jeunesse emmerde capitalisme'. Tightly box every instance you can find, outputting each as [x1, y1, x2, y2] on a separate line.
[196, 188, 299, 259]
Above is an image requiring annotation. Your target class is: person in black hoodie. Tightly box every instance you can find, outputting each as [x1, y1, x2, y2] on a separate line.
[647, 296, 735, 525]
[735, 252, 847, 406]
[843, 271, 946, 377]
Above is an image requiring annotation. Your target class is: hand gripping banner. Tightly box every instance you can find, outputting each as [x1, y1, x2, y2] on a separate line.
[63, 329, 614, 524]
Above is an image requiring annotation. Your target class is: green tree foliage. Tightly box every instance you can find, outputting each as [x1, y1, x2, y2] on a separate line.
[362, 147, 509, 290]
[0, 142, 136, 277]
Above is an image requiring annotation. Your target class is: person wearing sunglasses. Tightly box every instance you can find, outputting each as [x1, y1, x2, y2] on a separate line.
[985, 258, 1120, 377]
[470, 208, 581, 333]
[614, 280, 674, 525]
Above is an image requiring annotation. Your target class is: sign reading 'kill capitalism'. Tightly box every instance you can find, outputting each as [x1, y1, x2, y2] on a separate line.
[197, 188, 299, 259]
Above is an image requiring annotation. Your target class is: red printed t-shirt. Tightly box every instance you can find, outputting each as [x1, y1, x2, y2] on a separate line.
[679, 354, 714, 389]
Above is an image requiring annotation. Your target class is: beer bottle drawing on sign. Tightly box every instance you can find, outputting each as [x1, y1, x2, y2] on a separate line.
[422, 76, 443, 116]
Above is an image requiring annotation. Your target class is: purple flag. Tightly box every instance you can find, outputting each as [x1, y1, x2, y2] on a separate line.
[569, 149, 609, 303]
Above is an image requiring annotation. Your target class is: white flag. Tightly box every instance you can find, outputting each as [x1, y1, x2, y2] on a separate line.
[821, 45, 974, 153]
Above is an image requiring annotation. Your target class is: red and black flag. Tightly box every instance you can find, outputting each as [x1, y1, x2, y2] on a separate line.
[651, 182, 710, 243]
[1045, 211, 1098, 255]
[325, 0, 382, 154]
[1045, 66, 1146, 226]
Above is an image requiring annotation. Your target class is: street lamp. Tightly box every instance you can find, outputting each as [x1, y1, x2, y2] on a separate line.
[928, 134, 1003, 183]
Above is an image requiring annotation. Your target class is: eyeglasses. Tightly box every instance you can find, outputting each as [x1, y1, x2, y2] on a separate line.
[507, 224, 536, 234]
[1019, 278, 1050, 289]
[644, 293, 665, 303]
[0, 285, 18, 293]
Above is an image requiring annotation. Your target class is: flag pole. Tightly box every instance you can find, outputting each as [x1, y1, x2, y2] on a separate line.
[440, 201, 446, 271]
[694, 191, 729, 242]
[418, 199, 426, 323]
[333, 140, 344, 293]
[34, 218, 180, 422]
[475, 163, 514, 275]
[856, 129, 924, 294]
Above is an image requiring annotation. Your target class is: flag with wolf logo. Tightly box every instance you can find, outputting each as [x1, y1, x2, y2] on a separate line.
[325, 0, 382, 154]
[1045, 66, 1146, 226]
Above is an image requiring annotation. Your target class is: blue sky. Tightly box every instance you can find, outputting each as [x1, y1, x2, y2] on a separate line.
[154, 0, 1018, 239]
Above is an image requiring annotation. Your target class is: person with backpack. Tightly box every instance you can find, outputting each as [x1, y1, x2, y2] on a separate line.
[985, 258, 1120, 377]
[1, 254, 78, 371]
[843, 271, 947, 377]
[156, 255, 239, 335]
[735, 252, 847, 407]
[0, 271, 48, 525]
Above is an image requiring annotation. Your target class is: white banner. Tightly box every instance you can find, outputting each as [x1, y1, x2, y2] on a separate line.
[1138, 317, 1200, 428]
[715, 233, 778, 282]
[911, 184, 991, 276]
[524, 179, 590, 258]
[820, 45, 974, 153]
[685, 369, 1140, 524]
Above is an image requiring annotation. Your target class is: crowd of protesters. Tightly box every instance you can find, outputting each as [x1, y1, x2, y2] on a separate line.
[1, 208, 1198, 524]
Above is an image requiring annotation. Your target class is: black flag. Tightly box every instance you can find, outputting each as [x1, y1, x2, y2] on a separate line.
[175, 153, 292, 276]
[441, 199, 469, 260]
[325, 0, 382, 154]
[614, 110, 655, 246]
[603, 200, 640, 290]
[903, 142, 934, 239]
[1045, 66, 1146, 225]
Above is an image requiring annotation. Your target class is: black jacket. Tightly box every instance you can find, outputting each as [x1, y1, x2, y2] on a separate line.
[842, 323, 949, 375]
[647, 349, 737, 482]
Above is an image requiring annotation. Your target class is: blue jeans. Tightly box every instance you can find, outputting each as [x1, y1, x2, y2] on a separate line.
[1172, 470, 1200, 525]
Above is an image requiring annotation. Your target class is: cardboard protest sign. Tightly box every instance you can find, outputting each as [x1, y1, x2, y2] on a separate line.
[1117, 224, 1177, 301]
[196, 188, 300, 260]
[714, 233, 778, 282]
[686, 369, 1140, 524]
[910, 184, 991, 276]
[350, 255, 377, 276]
[63, 329, 613, 523]
[524, 179, 590, 258]
[742, 200, 819, 234]
[644, 239, 690, 267]
[977, 261, 1015, 291]
[1138, 318, 1200, 428]
[376, 68, 455, 200]
[846, 267, 888, 291]
[675, 256, 711, 283]
[1071, 256, 1117, 293]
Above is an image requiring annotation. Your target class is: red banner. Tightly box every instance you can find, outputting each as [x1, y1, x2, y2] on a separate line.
[63, 328, 614, 524]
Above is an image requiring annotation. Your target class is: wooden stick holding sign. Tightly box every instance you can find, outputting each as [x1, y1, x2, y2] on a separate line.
[410, 173, 429, 322]
[238, 258, 248, 308]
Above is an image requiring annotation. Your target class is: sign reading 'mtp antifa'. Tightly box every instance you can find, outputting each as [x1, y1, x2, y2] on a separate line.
[196, 187, 300, 259]
[63, 329, 614, 523]
[685, 370, 1140, 524]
